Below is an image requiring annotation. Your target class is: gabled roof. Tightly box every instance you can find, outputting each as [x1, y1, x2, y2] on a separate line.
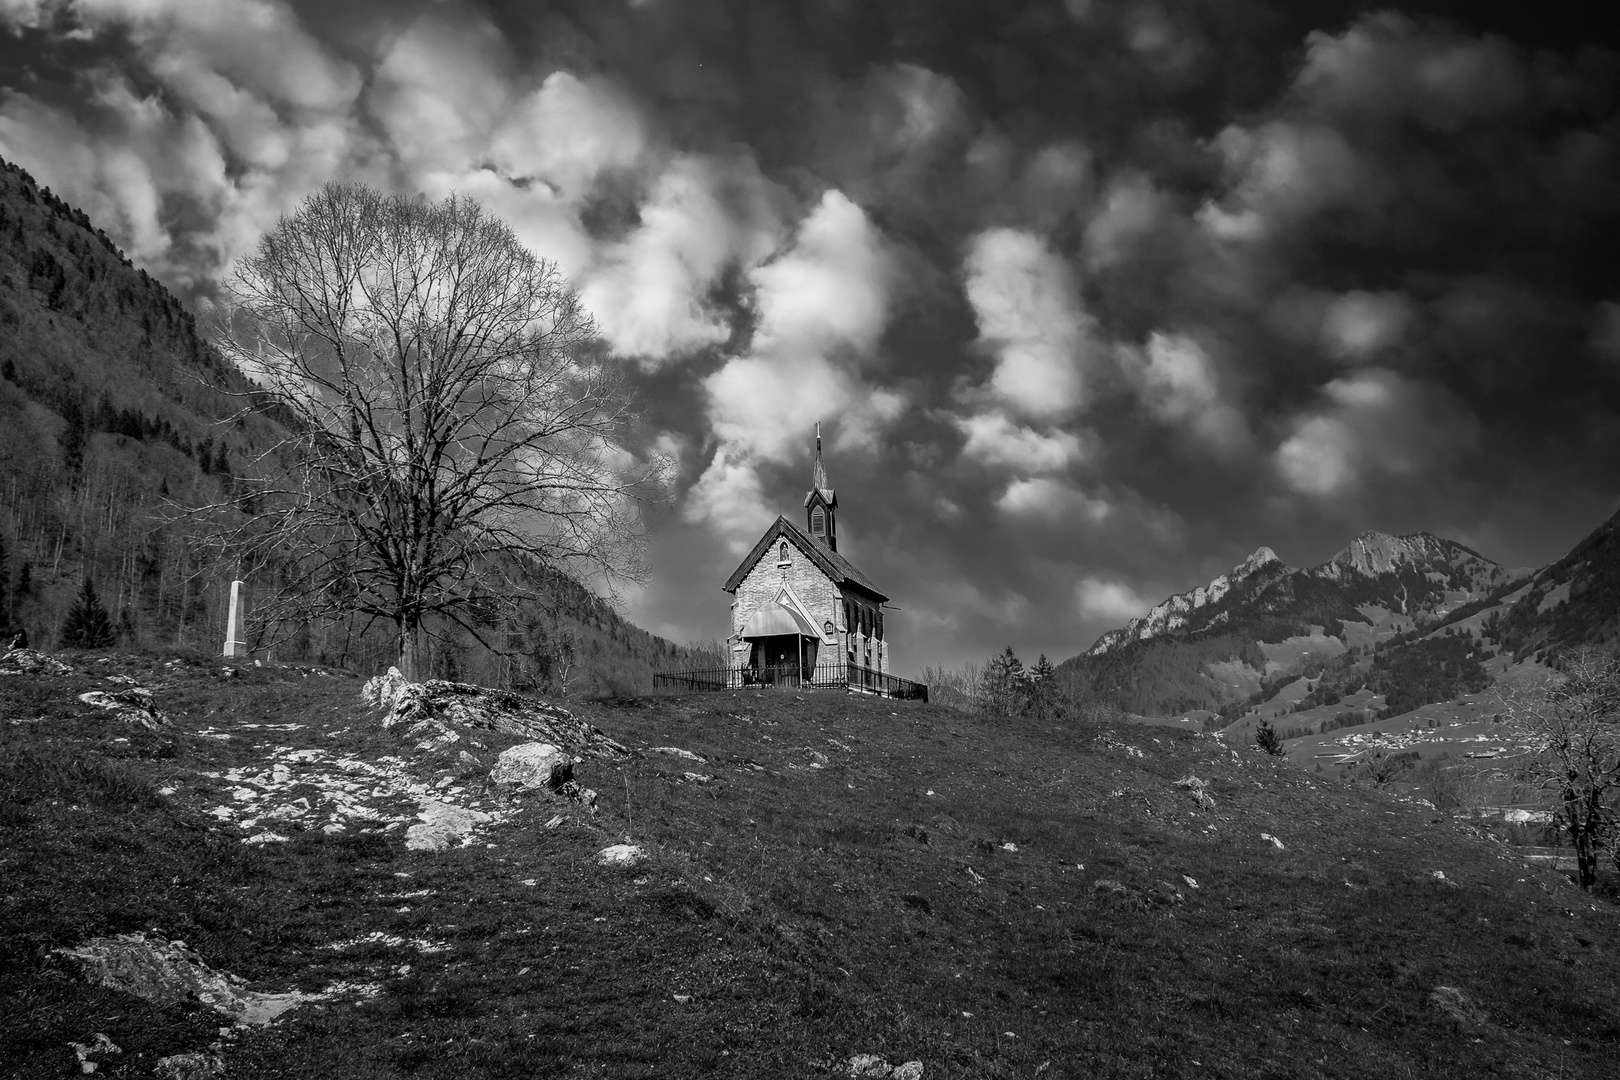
[722, 516, 888, 601]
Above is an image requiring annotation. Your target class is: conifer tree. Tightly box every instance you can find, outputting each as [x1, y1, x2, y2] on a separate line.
[61, 578, 115, 649]
[1256, 719, 1285, 756]
[1029, 654, 1057, 721]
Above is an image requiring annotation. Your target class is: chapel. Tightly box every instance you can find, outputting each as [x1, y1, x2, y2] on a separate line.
[722, 427, 890, 680]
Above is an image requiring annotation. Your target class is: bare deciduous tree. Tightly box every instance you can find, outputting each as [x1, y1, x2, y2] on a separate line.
[1502, 647, 1620, 890]
[203, 182, 666, 678]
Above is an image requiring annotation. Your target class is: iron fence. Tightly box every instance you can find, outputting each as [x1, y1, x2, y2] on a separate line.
[653, 660, 928, 701]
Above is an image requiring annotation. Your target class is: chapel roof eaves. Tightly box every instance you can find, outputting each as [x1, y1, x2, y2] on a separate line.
[721, 516, 887, 601]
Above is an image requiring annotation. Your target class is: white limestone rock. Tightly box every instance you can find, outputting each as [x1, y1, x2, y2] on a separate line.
[360, 667, 409, 712]
[76, 687, 168, 729]
[0, 646, 75, 676]
[596, 843, 645, 867]
[490, 743, 573, 792]
[54, 933, 307, 1026]
[406, 801, 493, 852]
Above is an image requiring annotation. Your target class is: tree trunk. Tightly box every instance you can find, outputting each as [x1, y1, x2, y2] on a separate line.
[398, 616, 424, 680]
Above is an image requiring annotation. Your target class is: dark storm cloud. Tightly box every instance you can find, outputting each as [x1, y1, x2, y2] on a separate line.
[1, 0, 1616, 668]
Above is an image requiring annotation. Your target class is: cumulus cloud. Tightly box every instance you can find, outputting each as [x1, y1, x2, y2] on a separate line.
[1269, 288, 1415, 363]
[963, 228, 1100, 417]
[582, 153, 781, 364]
[1295, 12, 1530, 130]
[1274, 369, 1481, 498]
[749, 189, 896, 361]
[997, 477, 1111, 523]
[1197, 121, 1365, 243]
[369, 14, 513, 176]
[1118, 331, 1249, 452]
[0, 0, 367, 279]
[682, 448, 778, 554]
[1082, 169, 1170, 271]
[490, 72, 647, 200]
[1019, 140, 1094, 228]
[954, 411, 1088, 474]
[1075, 576, 1149, 622]
[688, 189, 901, 540]
[0, 78, 232, 279]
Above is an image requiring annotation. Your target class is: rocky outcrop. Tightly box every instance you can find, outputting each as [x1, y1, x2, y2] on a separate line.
[1087, 547, 1287, 656]
[596, 843, 646, 867]
[77, 685, 168, 728]
[405, 801, 494, 852]
[490, 742, 597, 807]
[847, 1054, 924, 1078]
[1314, 530, 1477, 581]
[491, 743, 572, 789]
[361, 668, 629, 760]
[0, 646, 75, 676]
[54, 933, 306, 1026]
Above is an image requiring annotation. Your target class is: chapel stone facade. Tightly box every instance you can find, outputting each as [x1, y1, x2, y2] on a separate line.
[722, 429, 890, 677]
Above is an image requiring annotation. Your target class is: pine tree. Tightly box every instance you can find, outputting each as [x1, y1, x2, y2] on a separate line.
[1029, 654, 1057, 721]
[1256, 719, 1285, 756]
[980, 646, 1029, 718]
[61, 578, 115, 649]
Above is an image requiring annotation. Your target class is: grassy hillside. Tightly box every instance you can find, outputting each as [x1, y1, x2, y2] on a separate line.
[1489, 507, 1620, 661]
[4, 650, 1618, 1078]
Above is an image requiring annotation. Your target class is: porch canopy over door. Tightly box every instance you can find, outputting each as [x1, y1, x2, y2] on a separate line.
[741, 605, 818, 640]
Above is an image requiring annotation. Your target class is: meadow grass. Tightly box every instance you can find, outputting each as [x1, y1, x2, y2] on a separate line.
[2, 653, 1618, 1077]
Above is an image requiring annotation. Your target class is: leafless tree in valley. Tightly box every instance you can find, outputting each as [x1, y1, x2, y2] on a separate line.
[202, 183, 667, 678]
[1502, 647, 1620, 890]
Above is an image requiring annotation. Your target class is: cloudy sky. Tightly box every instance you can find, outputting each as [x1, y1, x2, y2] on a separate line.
[3, 0, 1618, 672]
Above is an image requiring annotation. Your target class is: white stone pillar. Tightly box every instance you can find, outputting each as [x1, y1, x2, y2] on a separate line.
[223, 579, 246, 658]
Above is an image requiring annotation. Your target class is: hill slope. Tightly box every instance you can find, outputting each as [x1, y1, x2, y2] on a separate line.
[3, 652, 1617, 1078]
[0, 153, 698, 692]
[1487, 506, 1620, 660]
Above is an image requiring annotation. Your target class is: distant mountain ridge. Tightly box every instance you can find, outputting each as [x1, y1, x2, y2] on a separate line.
[1063, 510, 1620, 729]
[1061, 526, 1518, 720]
[1085, 530, 1504, 659]
[1086, 546, 1285, 656]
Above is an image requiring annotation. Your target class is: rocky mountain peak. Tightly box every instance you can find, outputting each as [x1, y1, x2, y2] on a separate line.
[1235, 546, 1282, 577]
[1320, 531, 1472, 579]
[1085, 546, 1292, 656]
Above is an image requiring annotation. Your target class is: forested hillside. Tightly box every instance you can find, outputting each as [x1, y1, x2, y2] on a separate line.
[0, 155, 698, 693]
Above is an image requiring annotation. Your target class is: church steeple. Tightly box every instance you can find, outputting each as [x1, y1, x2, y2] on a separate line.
[805, 422, 838, 550]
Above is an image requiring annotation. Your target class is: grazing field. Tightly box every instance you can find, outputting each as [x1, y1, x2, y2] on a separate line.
[3, 650, 1619, 1078]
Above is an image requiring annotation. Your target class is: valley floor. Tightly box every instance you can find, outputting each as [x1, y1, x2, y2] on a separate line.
[3, 651, 1618, 1078]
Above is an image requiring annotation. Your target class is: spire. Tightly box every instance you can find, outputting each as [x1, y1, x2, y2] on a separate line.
[805, 422, 838, 549]
[812, 421, 828, 492]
